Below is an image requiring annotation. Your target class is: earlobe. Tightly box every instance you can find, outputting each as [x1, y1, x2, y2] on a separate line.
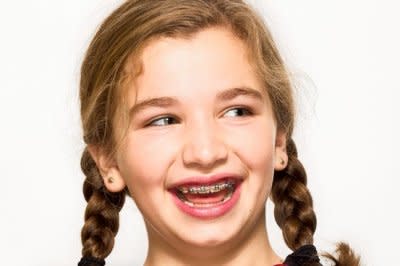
[102, 169, 126, 193]
[274, 155, 288, 171]
[274, 131, 288, 171]
[87, 145, 126, 192]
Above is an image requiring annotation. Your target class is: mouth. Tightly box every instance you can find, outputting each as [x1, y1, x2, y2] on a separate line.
[174, 179, 237, 207]
[168, 177, 242, 219]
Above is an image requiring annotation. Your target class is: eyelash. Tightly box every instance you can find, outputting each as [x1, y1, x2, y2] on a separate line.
[224, 106, 253, 117]
[145, 107, 253, 127]
[146, 116, 179, 127]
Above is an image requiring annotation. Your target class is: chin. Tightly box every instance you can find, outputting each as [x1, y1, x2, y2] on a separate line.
[183, 227, 237, 247]
[169, 206, 252, 250]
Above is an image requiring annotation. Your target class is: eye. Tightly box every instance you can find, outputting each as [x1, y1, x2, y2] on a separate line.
[224, 107, 253, 117]
[146, 116, 179, 127]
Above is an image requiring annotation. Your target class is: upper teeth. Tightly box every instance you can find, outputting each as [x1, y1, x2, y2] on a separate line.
[178, 181, 235, 194]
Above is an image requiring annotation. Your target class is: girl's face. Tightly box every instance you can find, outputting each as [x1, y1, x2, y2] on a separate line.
[107, 27, 287, 250]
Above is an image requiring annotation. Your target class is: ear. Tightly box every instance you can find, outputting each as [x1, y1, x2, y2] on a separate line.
[87, 145, 126, 192]
[274, 131, 288, 171]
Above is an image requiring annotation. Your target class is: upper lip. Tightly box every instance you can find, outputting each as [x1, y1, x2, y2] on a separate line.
[168, 173, 243, 189]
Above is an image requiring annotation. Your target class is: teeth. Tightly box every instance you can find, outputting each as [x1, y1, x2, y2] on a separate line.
[176, 187, 234, 207]
[178, 181, 235, 195]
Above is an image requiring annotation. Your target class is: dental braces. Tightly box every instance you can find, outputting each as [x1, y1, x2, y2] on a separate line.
[178, 181, 235, 194]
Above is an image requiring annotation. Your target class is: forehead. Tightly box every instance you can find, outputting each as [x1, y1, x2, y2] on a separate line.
[129, 27, 264, 103]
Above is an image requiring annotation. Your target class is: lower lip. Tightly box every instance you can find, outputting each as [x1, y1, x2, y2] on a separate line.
[169, 183, 241, 219]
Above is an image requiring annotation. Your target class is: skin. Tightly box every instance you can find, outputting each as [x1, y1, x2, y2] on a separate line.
[90, 27, 288, 266]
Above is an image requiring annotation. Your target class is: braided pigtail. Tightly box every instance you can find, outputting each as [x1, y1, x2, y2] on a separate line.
[271, 138, 360, 265]
[79, 148, 126, 264]
[271, 138, 316, 251]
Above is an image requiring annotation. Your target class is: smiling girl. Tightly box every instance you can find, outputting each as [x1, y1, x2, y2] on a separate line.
[77, 1, 360, 265]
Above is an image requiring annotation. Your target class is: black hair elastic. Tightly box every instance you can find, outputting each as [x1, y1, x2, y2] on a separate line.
[78, 257, 105, 266]
[283, 244, 322, 266]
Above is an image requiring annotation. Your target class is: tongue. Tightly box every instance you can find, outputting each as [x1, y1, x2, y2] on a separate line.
[184, 190, 228, 204]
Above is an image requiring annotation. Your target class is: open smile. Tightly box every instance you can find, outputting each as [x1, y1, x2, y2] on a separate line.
[168, 176, 242, 219]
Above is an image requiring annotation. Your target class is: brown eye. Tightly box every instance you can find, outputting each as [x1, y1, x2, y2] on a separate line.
[224, 107, 252, 117]
[147, 116, 179, 127]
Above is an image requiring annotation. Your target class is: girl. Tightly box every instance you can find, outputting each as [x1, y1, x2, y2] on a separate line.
[78, 0, 360, 265]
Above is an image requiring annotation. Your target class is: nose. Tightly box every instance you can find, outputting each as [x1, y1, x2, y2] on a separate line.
[182, 118, 228, 169]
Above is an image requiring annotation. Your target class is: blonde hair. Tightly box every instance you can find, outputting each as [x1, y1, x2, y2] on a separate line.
[79, 0, 360, 265]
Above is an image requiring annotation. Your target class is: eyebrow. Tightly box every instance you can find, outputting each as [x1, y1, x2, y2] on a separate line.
[129, 97, 178, 118]
[129, 87, 264, 118]
[216, 86, 264, 102]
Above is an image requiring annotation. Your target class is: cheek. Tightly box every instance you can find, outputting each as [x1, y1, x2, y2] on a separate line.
[227, 118, 276, 174]
[117, 131, 178, 195]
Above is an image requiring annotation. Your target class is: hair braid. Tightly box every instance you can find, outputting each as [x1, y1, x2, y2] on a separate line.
[271, 138, 317, 251]
[80, 148, 126, 260]
[271, 139, 361, 265]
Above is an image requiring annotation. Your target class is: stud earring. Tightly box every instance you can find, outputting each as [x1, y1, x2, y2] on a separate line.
[280, 158, 285, 165]
[107, 176, 114, 184]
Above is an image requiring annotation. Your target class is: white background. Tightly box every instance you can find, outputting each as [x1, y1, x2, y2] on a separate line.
[1, 0, 399, 265]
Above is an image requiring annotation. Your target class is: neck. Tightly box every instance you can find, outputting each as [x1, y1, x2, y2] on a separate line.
[143, 209, 283, 266]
